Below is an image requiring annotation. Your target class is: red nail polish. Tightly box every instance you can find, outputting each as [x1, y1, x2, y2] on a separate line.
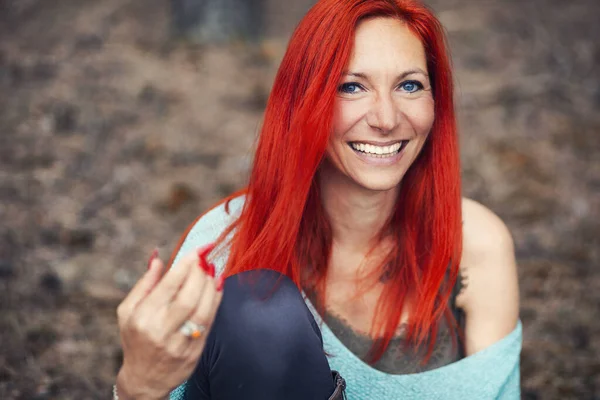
[147, 248, 159, 270]
[197, 249, 211, 274]
[216, 275, 224, 291]
[197, 243, 216, 275]
[199, 243, 216, 262]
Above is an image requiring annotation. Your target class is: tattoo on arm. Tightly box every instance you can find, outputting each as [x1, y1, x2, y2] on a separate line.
[457, 267, 468, 297]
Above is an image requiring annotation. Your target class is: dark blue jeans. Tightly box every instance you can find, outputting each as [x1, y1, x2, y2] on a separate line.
[185, 269, 346, 400]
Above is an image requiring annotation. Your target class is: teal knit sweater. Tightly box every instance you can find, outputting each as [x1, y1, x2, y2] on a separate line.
[169, 197, 522, 399]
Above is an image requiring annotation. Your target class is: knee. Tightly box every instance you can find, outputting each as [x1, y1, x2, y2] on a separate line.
[211, 269, 323, 361]
[199, 270, 334, 398]
[219, 269, 318, 337]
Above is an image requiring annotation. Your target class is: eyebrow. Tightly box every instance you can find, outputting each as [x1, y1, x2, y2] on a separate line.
[345, 68, 429, 80]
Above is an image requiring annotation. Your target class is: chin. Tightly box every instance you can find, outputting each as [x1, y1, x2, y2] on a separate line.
[348, 170, 406, 193]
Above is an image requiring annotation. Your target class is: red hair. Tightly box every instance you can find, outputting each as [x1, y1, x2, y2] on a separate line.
[170, 0, 462, 365]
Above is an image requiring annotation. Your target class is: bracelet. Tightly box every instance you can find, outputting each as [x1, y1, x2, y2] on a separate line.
[113, 384, 119, 400]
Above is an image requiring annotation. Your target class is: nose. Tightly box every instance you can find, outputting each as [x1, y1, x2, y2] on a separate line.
[366, 93, 399, 134]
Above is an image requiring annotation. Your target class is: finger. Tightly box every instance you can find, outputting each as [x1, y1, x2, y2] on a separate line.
[192, 273, 218, 328]
[207, 273, 224, 324]
[142, 249, 198, 309]
[190, 272, 224, 344]
[161, 256, 210, 335]
[171, 272, 223, 354]
[117, 250, 164, 323]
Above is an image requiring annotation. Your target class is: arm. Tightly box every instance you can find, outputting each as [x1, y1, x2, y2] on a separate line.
[456, 198, 520, 356]
[115, 247, 223, 400]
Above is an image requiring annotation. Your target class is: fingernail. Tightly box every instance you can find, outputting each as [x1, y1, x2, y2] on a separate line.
[216, 275, 224, 291]
[198, 243, 216, 262]
[197, 243, 216, 275]
[197, 250, 210, 274]
[147, 248, 159, 270]
[198, 249, 210, 275]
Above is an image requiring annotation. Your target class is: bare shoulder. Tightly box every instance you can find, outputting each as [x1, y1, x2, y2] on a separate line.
[457, 198, 520, 355]
[461, 198, 514, 256]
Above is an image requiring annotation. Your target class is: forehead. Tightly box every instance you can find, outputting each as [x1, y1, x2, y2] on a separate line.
[348, 17, 427, 72]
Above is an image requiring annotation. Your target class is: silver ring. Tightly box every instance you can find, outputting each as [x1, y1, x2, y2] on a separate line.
[179, 320, 206, 339]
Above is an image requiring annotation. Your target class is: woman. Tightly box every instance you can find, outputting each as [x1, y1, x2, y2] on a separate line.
[115, 0, 521, 399]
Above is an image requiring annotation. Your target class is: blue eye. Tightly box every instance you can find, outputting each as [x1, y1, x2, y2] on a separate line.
[338, 82, 362, 94]
[400, 80, 423, 93]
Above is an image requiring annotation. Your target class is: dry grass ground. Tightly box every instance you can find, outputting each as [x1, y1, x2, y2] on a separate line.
[0, 0, 598, 398]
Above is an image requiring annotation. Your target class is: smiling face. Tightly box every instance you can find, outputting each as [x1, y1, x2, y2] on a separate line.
[323, 17, 434, 193]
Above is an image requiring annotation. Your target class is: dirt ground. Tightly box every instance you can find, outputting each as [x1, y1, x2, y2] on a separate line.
[0, 0, 598, 398]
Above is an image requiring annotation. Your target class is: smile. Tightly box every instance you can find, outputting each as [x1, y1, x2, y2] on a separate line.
[348, 140, 409, 158]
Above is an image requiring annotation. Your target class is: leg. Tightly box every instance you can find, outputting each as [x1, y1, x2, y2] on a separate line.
[185, 269, 336, 400]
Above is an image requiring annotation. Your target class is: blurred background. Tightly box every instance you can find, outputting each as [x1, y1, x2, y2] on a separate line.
[0, 0, 598, 398]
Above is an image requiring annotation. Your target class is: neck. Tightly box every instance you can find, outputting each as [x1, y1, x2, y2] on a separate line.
[318, 163, 399, 255]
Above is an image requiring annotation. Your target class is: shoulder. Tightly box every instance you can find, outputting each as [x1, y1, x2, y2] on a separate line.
[169, 195, 246, 272]
[456, 198, 519, 355]
[461, 198, 514, 257]
[189, 195, 246, 237]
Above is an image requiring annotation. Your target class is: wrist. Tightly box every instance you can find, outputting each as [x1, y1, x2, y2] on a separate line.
[116, 367, 167, 400]
[115, 368, 136, 400]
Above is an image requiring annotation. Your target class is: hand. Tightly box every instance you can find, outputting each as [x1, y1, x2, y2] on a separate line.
[116, 245, 223, 399]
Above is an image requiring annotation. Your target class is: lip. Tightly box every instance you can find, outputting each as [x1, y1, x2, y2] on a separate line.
[348, 139, 406, 146]
[347, 141, 407, 166]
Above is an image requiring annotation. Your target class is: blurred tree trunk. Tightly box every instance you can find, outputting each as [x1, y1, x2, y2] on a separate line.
[171, 0, 266, 44]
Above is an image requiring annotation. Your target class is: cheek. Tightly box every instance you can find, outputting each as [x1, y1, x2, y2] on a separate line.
[405, 97, 435, 137]
[331, 100, 365, 140]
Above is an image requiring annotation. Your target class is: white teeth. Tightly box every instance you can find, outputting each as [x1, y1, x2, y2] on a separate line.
[350, 141, 404, 156]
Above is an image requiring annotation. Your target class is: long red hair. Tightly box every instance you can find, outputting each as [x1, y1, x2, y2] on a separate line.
[170, 0, 462, 364]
